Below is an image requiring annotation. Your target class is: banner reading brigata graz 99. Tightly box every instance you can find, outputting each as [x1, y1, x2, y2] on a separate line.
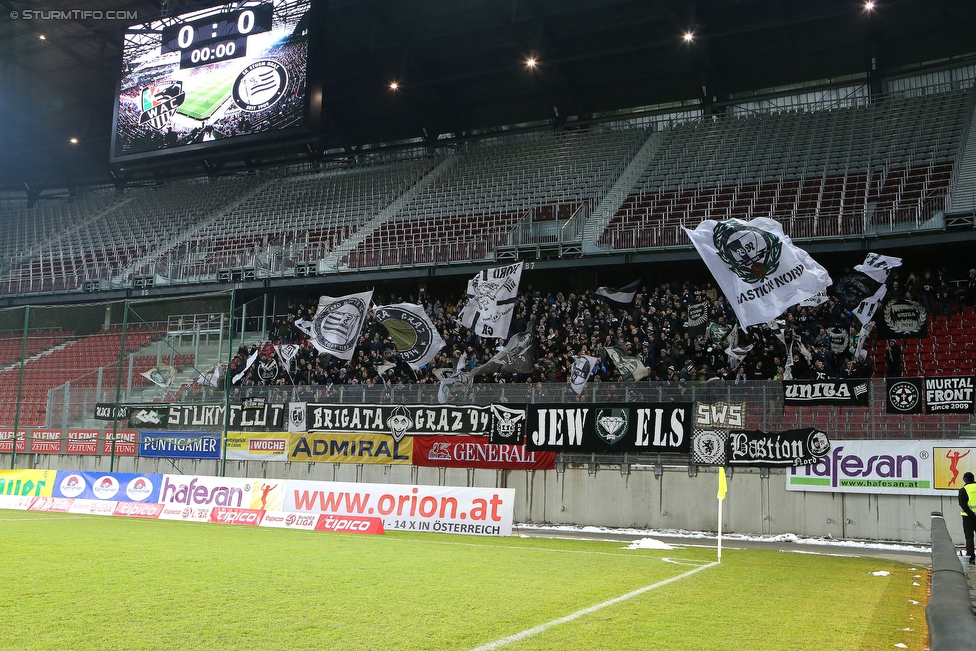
[283, 480, 515, 536]
[524, 403, 692, 453]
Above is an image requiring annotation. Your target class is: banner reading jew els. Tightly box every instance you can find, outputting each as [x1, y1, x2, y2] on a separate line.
[525, 403, 692, 453]
[684, 218, 831, 328]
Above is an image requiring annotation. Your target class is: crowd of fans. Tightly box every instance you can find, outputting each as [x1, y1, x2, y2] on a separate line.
[216, 265, 976, 391]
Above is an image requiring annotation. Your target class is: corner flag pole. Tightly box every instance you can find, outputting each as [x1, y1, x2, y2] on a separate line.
[717, 466, 728, 562]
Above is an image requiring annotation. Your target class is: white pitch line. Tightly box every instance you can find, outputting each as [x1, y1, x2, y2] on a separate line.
[468, 561, 720, 651]
[0, 516, 88, 522]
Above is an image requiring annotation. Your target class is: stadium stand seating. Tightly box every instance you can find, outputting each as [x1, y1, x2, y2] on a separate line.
[0, 83, 971, 292]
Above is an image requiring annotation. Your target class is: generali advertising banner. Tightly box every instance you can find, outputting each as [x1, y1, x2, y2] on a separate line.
[787, 439, 976, 495]
[283, 479, 515, 536]
[525, 403, 692, 453]
[412, 436, 555, 470]
[286, 433, 412, 464]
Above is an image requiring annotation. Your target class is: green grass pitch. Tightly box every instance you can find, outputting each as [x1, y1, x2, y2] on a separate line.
[177, 67, 241, 121]
[0, 511, 928, 651]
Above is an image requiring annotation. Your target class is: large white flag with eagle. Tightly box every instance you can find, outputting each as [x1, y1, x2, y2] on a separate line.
[684, 218, 831, 328]
[458, 262, 523, 338]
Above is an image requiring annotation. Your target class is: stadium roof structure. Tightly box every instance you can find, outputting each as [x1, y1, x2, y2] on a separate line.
[1, 0, 975, 190]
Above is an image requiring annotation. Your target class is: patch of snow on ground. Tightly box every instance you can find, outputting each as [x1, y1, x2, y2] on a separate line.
[623, 538, 674, 550]
[872, 571, 891, 576]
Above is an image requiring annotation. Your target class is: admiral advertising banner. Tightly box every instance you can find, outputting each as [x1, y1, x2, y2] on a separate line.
[787, 440, 976, 495]
[53, 471, 162, 502]
[283, 479, 515, 536]
[127, 403, 286, 430]
[305, 403, 509, 442]
[886, 378, 924, 414]
[782, 381, 870, 407]
[525, 403, 692, 453]
[727, 428, 830, 467]
[156, 475, 284, 512]
[138, 432, 221, 459]
[225, 432, 289, 461]
[924, 377, 975, 414]
[412, 436, 555, 470]
[286, 433, 412, 464]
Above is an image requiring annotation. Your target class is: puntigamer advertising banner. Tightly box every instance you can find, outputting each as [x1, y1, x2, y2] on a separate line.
[786, 439, 976, 495]
[525, 403, 692, 453]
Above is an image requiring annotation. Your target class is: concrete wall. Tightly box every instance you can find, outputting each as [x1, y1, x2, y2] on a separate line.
[3, 453, 963, 545]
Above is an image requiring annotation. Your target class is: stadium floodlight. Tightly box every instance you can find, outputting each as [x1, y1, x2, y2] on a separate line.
[525, 57, 537, 68]
[38, 34, 46, 40]
[389, 81, 399, 91]
[864, 0, 875, 9]
[682, 31, 694, 42]
[69, 138, 78, 144]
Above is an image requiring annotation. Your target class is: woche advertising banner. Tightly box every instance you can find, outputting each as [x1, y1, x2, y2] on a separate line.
[225, 432, 289, 461]
[786, 439, 976, 495]
[283, 480, 515, 536]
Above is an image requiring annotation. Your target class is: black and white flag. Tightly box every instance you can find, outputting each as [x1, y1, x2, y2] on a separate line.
[433, 357, 472, 404]
[195, 364, 221, 389]
[255, 357, 279, 383]
[877, 299, 928, 339]
[472, 331, 536, 377]
[569, 355, 600, 395]
[684, 218, 831, 327]
[310, 290, 373, 360]
[886, 378, 924, 414]
[373, 303, 446, 370]
[141, 363, 176, 389]
[232, 349, 259, 385]
[688, 302, 709, 337]
[595, 279, 641, 304]
[603, 346, 649, 381]
[274, 343, 300, 372]
[458, 262, 523, 338]
[855, 253, 902, 284]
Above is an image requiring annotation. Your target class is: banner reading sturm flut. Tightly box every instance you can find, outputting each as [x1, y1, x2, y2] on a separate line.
[525, 403, 692, 453]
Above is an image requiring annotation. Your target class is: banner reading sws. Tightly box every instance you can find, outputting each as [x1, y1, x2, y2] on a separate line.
[525, 403, 692, 453]
[283, 479, 515, 536]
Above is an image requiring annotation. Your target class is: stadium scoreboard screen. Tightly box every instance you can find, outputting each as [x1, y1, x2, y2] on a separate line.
[111, 0, 311, 162]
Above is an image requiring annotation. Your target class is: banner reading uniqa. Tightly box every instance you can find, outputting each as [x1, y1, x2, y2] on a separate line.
[786, 439, 976, 495]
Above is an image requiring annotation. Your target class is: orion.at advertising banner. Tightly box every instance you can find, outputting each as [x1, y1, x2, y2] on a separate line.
[283, 479, 515, 536]
[412, 436, 555, 470]
[305, 403, 513, 442]
[138, 431, 221, 459]
[727, 428, 830, 467]
[287, 433, 412, 464]
[126, 403, 286, 430]
[52, 471, 161, 502]
[0, 469, 56, 499]
[224, 432, 289, 461]
[782, 380, 870, 407]
[0, 430, 26, 453]
[525, 403, 692, 453]
[786, 440, 976, 495]
[157, 474, 284, 512]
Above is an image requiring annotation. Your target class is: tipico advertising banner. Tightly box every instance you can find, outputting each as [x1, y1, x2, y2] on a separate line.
[225, 432, 289, 461]
[786, 439, 976, 495]
[286, 433, 412, 464]
[283, 479, 515, 536]
[157, 474, 284, 512]
[412, 436, 555, 470]
[52, 471, 162, 502]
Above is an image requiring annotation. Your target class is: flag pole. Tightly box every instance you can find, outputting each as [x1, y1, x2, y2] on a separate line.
[717, 466, 728, 563]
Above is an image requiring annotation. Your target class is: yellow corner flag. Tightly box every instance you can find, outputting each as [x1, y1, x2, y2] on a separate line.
[718, 466, 728, 501]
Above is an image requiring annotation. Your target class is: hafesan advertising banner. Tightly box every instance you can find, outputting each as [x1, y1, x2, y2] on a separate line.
[787, 439, 976, 495]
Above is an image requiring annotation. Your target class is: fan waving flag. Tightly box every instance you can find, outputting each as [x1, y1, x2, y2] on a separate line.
[310, 290, 373, 360]
[471, 331, 535, 377]
[458, 262, 523, 338]
[569, 355, 600, 395]
[684, 218, 831, 328]
[595, 280, 641, 304]
[373, 303, 446, 370]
